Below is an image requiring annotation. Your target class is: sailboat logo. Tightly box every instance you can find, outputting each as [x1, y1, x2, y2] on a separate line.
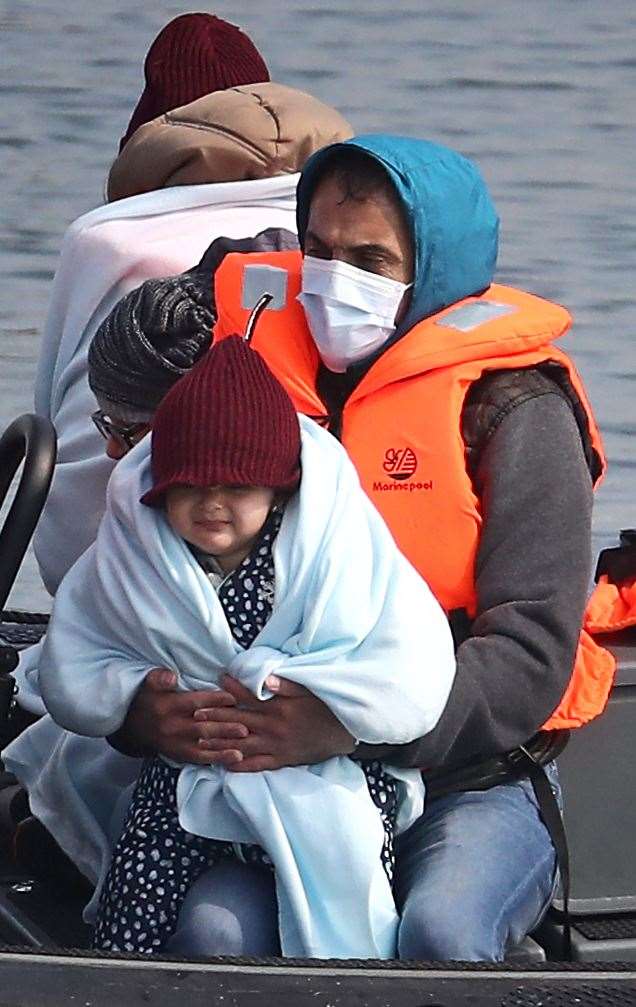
[382, 447, 418, 481]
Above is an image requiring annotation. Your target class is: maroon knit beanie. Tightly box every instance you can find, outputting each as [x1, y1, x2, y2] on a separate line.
[141, 337, 301, 507]
[119, 13, 270, 151]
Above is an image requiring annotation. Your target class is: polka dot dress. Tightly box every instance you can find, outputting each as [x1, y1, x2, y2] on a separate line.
[93, 507, 398, 954]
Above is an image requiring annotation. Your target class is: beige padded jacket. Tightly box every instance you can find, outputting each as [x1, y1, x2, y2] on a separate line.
[107, 82, 353, 202]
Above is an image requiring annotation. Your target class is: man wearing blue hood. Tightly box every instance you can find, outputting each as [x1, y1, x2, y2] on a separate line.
[117, 135, 612, 960]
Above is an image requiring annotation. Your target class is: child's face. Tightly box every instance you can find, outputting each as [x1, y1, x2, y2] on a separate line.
[165, 483, 276, 572]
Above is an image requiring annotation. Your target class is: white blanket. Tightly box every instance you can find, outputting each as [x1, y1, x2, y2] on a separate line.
[37, 417, 455, 958]
[32, 176, 298, 596]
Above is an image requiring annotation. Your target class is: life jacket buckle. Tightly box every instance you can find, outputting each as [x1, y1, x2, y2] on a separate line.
[506, 743, 539, 774]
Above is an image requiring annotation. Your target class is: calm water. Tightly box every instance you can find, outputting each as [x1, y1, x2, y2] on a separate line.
[1, 0, 635, 610]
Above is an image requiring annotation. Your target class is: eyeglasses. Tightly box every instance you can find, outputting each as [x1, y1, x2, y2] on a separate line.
[91, 410, 149, 451]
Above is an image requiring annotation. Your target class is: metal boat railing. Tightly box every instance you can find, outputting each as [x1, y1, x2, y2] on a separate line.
[0, 415, 56, 613]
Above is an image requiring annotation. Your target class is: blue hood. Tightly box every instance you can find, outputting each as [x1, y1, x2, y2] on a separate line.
[296, 135, 499, 336]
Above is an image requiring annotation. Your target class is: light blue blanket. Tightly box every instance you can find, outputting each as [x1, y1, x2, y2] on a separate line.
[39, 416, 455, 958]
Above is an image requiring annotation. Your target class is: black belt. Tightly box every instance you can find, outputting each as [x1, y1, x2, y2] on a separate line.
[424, 730, 572, 960]
[425, 729, 569, 797]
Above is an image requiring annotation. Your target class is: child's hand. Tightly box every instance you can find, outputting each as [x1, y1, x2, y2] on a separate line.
[195, 674, 356, 771]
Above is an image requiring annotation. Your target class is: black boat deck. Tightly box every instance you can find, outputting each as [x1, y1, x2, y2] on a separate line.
[0, 951, 635, 1007]
[1, 616, 636, 1003]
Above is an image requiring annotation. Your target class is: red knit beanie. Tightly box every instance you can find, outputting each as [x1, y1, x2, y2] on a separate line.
[119, 13, 270, 151]
[141, 337, 301, 507]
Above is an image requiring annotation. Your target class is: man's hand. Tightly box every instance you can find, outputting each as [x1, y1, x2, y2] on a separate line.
[117, 668, 248, 765]
[195, 674, 356, 772]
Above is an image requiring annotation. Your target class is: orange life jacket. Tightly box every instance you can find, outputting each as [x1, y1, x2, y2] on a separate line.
[585, 576, 636, 634]
[213, 250, 616, 730]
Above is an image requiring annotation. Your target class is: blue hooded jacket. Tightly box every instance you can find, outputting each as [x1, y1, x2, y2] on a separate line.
[296, 135, 500, 340]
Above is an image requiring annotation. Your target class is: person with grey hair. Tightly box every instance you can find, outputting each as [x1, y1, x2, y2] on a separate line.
[87, 275, 213, 460]
[4, 230, 309, 959]
[86, 230, 298, 459]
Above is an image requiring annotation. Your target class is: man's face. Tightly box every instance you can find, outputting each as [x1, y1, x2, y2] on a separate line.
[303, 174, 414, 284]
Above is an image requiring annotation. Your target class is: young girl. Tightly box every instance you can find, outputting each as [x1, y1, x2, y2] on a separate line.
[40, 335, 455, 959]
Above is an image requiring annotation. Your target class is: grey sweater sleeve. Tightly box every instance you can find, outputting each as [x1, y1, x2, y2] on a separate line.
[356, 392, 594, 770]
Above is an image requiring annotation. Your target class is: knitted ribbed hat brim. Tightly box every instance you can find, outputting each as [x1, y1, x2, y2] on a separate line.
[141, 456, 301, 508]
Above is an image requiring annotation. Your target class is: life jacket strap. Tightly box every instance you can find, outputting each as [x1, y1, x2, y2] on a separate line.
[522, 752, 572, 961]
[425, 729, 572, 960]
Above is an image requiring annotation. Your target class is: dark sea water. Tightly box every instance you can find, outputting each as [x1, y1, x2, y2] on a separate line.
[1, 0, 635, 610]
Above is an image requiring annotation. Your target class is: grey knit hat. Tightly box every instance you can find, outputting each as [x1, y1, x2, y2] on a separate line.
[88, 273, 213, 416]
[87, 228, 298, 417]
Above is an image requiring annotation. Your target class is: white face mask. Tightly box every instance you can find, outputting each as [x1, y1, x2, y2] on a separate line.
[296, 256, 411, 373]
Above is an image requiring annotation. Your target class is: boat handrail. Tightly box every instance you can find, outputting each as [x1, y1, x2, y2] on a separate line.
[0, 414, 57, 612]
